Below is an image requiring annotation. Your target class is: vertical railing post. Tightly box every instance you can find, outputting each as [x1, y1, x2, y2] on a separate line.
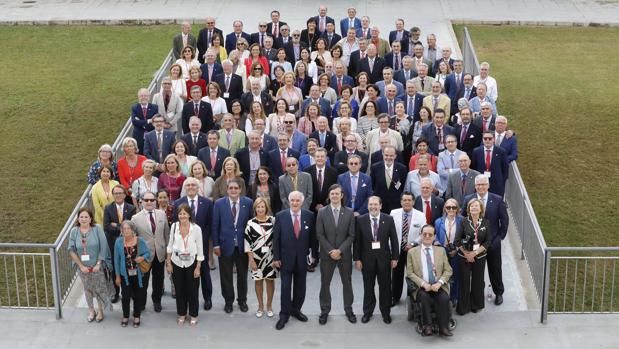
[541, 249, 552, 323]
[49, 247, 62, 319]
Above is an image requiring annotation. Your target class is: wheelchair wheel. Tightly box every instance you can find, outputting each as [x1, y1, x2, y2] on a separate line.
[407, 297, 415, 321]
[449, 318, 457, 331]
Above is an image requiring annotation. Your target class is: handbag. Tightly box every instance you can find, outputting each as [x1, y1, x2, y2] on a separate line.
[137, 239, 152, 273]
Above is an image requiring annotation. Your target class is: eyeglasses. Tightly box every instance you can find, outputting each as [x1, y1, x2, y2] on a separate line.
[349, 162, 360, 165]
[259, 25, 267, 27]
[286, 163, 297, 167]
[483, 137, 493, 140]
[284, 121, 295, 124]
[253, 68, 262, 71]
[445, 206, 458, 210]
[112, 192, 125, 196]
[142, 198, 156, 202]
[237, 43, 245, 46]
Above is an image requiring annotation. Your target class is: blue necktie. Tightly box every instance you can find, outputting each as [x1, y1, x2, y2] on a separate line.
[425, 247, 436, 283]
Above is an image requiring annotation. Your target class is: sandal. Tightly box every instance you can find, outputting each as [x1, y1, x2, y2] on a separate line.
[190, 317, 198, 326]
[95, 312, 104, 323]
[87, 310, 96, 322]
[177, 316, 186, 325]
[256, 309, 264, 318]
[121, 318, 129, 327]
[266, 310, 274, 318]
[133, 317, 141, 328]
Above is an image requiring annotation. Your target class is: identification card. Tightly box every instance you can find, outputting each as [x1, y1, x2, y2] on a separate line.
[128, 269, 137, 276]
[223, 92, 230, 98]
[261, 246, 270, 253]
[179, 252, 192, 261]
[81, 254, 90, 262]
[371, 241, 381, 250]
[473, 244, 480, 251]
[289, 105, 295, 111]
[484, 171, 492, 178]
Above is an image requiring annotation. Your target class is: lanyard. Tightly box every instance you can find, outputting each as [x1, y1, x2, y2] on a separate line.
[446, 218, 455, 244]
[180, 229, 190, 252]
[472, 220, 480, 243]
[80, 232, 89, 255]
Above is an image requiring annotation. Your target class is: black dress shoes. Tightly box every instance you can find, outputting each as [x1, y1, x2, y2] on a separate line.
[346, 313, 357, 324]
[153, 303, 162, 313]
[224, 303, 233, 313]
[239, 301, 249, 312]
[361, 314, 372, 323]
[439, 328, 453, 337]
[111, 294, 119, 304]
[382, 314, 392, 324]
[318, 313, 328, 325]
[203, 300, 212, 311]
[391, 299, 399, 307]
[275, 318, 287, 330]
[292, 312, 308, 322]
[422, 325, 433, 336]
[494, 294, 503, 305]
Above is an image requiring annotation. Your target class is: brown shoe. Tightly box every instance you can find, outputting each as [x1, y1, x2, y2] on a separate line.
[423, 325, 433, 336]
[439, 328, 453, 337]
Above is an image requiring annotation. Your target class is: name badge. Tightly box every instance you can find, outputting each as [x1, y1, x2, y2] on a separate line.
[371, 241, 381, 250]
[449, 168, 457, 173]
[179, 252, 192, 261]
[223, 92, 230, 98]
[81, 254, 90, 262]
[473, 244, 480, 251]
[484, 171, 491, 178]
[128, 269, 137, 276]
[289, 105, 295, 111]
[261, 246, 270, 253]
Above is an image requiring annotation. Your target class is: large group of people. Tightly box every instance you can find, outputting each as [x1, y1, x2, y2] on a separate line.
[73, 6, 518, 337]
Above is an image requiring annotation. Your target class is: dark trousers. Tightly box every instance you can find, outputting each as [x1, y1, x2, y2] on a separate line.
[417, 288, 450, 329]
[218, 248, 248, 304]
[319, 255, 353, 315]
[391, 248, 408, 302]
[200, 260, 213, 303]
[140, 270, 150, 310]
[172, 262, 200, 317]
[279, 259, 307, 320]
[361, 258, 392, 317]
[150, 254, 165, 304]
[457, 255, 486, 315]
[121, 274, 144, 318]
[487, 245, 504, 296]
[448, 253, 460, 303]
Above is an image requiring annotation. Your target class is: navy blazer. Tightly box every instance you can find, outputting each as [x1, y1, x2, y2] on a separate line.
[340, 17, 362, 37]
[358, 56, 386, 84]
[389, 30, 410, 50]
[471, 145, 509, 197]
[182, 100, 214, 134]
[376, 96, 403, 115]
[356, 27, 372, 39]
[197, 147, 230, 179]
[384, 52, 404, 71]
[402, 93, 425, 123]
[330, 75, 355, 95]
[413, 195, 445, 225]
[212, 196, 253, 256]
[235, 147, 270, 185]
[272, 208, 316, 270]
[421, 123, 456, 156]
[144, 129, 176, 163]
[181, 132, 208, 156]
[337, 171, 373, 214]
[499, 134, 518, 163]
[444, 72, 464, 108]
[289, 130, 308, 155]
[196, 27, 224, 63]
[225, 32, 251, 53]
[454, 122, 482, 158]
[213, 73, 244, 110]
[393, 69, 418, 86]
[268, 147, 301, 179]
[173, 195, 213, 254]
[347, 50, 363, 77]
[313, 16, 335, 33]
[462, 192, 508, 250]
[266, 21, 287, 39]
[131, 103, 157, 151]
[353, 213, 399, 263]
[261, 133, 277, 153]
[241, 91, 274, 115]
[371, 162, 407, 213]
[309, 130, 337, 157]
[199, 63, 223, 84]
[103, 202, 136, 240]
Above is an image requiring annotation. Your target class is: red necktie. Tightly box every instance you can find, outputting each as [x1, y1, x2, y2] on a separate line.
[142, 106, 148, 119]
[293, 214, 300, 239]
[337, 78, 342, 95]
[280, 150, 286, 171]
[149, 211, 156, 233]
[483, 119, 488, 132]
[210, 149, 217, 170]
[273, 23, 278, 38]
[164, 94, 170, 110]
[485, 149, 491, 171]
[425, 200, 432, 224]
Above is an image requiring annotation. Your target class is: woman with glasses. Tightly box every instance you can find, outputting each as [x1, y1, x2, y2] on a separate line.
[231, 37, 250, 61]
[175, 46, 200, 80]
[434, 198, 462, 305]
[247, 61, 269, 93]
[267, 98, 295, 138]
[88, 144, 118, 185]
[131, 159, 158, 209]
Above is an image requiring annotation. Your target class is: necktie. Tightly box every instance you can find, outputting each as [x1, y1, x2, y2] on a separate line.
[408, 96, 414, 115]
[273, 23, 278, 38]
[496, 134, 502, 146]
[337, 78, 342, 95]
[425, 200, 432, 224]
[351, 175, 358, 204]
[450, 153, 455, 169]
[483, 119, 488, 132]
[389, 101, 394, 115]
[280, 150, 286, 171]
[226, 131, 232, 146]
[117, 206, 123, 223]
[190, 199, 196, 217]
[461, 173, 466, 195]
[164, 93, 170, 110]
[293, 214, 300, 238]
[193, 135, 198, 149]
[363, 29, 367, 38]
[420, 78, 425, 91]
[208, 31, 212, 46]
[425, 248, 436, 283]
[318, 168, 323, 192]
[333, 208, 339, 226]
[385, 167, 391, 187]
[194, 103, 199, 116]
[157, 132, 163, 160]
[433, 97, 438, 111]
[149, 211, 156, 233]
[405, 70, 410, 80]
[349, 19, 353, 29]
[225, 76, 230, 91]
[395, 54, 400, 70]
[437, 127, 443, 147]
[460, 125, 468, 145]
[319, 133, 325, 147]
[372, 217, 379, 240]
[465, 87, 470, 99]
[360, 51, 365, 59]
[260, 33, 264, 47]
[142, 106, 148, 118]
[456, 73, 460, 86]
[328, 34, 332, 46]
[231, 201, 237, 225]
[320, 18, 325, 32]
[485, 149, 492, 171]
[208, 65, 213, 82]
[401, 212, 409, 250]
[210, 149, 217, 170]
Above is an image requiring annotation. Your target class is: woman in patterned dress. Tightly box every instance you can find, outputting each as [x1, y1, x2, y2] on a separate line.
[244, 197, 277, 318]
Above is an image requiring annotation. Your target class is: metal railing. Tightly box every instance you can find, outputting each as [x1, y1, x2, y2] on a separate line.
[0, 49, 174, 318]
[461, 26, 618, 323]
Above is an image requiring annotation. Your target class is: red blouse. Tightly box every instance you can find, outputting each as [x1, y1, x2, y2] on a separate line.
[117, 155, 147, 193]
[158, 173, 187, 202]
[244, 56, 270, 77]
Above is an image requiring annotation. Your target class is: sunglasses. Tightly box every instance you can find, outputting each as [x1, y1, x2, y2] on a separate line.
[284, 121, 295, 124]
[253, 68, 262, 71]
[445, 206, 458, 210]
[349, 162, 360, 165]
[483, 137, 494, 140]
[286, 163, 297, 167]
[259, 25, 267, 27]
[142, 198, 156, 202]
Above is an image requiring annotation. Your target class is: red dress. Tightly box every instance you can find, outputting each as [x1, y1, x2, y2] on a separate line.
[117, 155, 146, 193]
[157, 173, 187, 201]
[186, 79, 207, 100]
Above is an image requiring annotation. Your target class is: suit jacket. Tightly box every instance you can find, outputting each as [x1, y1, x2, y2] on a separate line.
[235, 147, 269, 185]
[131, 209, 170, 263]
[197, 27, 224, 63]
[390, 208, 427, 246]
[406, 245, 452, 296]
[471, 145, 509, 197]
[455, 85, 477, 106]
[241, 91, 274, 115]
[436, 149, 465, 191]
[410, 76, 435, 95]
[217, 128, 246, 156]
[266, 21, 287, 40]
[444, 72, 464, 110]
[373, 38, 391, 58]
[422, 94, 452, 119]
[369, 150, 404, 167]
[384, 52, 405, 71]
[393, 69, 418, 86]
[358, 56, 386, 84]
[274, 35, 292, 50]
[498, 133, 518, 163]
[389, 30, 410, 47]
[330, 75, 355, 95]
[454, 122, 482, 158]
[305, 165, 338, 212]
[302, 97, 332, 119]
[462, 192, 508, 250]
[272, 208, 317, 270]
[284, 41, 308, 65]
[182, 100, 214, 134]
[402, 93, 424, 122]
[316, 205, 355, 260]
[347, 49, 365, 77]
[365, 127, 404, 153]
[321, 32, 342, 50]
[103, 203, 137, 240]
[152, 92, 183, 133]
[376, 96, 404, 116]
[353, 213, 399, 264]
[143, 129, 176, 164]
[333, 149, 368, 174]
[225, 31, 251, 53]
[340, 17, 362, 37]
[250, 31, 273, 47]
[309, 130, 337, 157]
[278, 172, 313, 210]
[212, 196, 253, 256]
[376, 80, 405, 100]
[313, 16, 335, 33]
[337, 171, 372, 214]
[181, 132, 208, 156]
[356, 27, 372, 39]
[261, 133, 278, 153]
[414, 195, 445, 224]
[261, 47, 278, 62]
[268, 147, 301, 179]
[433, 58, 455, 75]
[197, 146, 230, 179]
[289, 130, 308, 155]
[173, 33, 198, 59]
[472, 115, 496, 132]
[131, 103, 157, 147]
[213, 73, 244, 110]
[300, 30, 320, 51]
[199, 62, 223, 84]
[371, 162, 407, 213]
[421, 123, 455, 156]
[445, 169, 480, 206]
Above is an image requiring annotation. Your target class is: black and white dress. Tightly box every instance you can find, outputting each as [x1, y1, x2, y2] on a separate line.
[244, 216, 277, 280]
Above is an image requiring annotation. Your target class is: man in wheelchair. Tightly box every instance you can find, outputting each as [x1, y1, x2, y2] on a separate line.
[406, 225, 454, 337]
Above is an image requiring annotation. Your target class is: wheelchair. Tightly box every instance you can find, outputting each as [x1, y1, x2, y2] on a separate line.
[406, 278, 457, 335]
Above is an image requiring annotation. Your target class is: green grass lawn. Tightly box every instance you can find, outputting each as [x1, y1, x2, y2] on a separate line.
[0, 25, 179, 243]
[455, 25, 619, 247]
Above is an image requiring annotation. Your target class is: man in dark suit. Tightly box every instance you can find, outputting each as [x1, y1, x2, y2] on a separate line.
[313, 5, 335, 34]
[197, 130, 230, 179]
[358, 44, 386, 84]
[388, 19, 410, 52]
[334, 134, 368, 174]
[305, 148, 338, 213]
[284, 30, 308, 65]
[197, 18, 224, 63]
[261, 36, 277, 62]
[354, 196, 399, 324]
[321, 22, 341, 50]
[235, 130, 270, 186]
[103, 185, 136, 302]
[462, 174, 509, 306]
[173, 178, 214, 310]
[225, 20, 251, 54]
[445, 154, 480, 206]
[456, 73, 478, 103]
[131, 88, 157, 154]
[173, 21, 198, 59]
[273, 191, 316, 330]
[330, 62, 354, 97]
[414, 178, 445, 225]
[473, 103, 496, 132]
[337, 155, 373, 215]
[394, 56, 418, 86]
[309, 117, 337, 159]
[250, 21, 272, 48]
[302, 85, 332, 118]
[495, 116, 518, 163]
[356, 16, 372, 39]
[403, 80, 424, 122]
[347, 38, 368, 78]
[454, 107, 482, 158]
[274, 25, 292, 49]
[421, 109, 455, 155]
[384, 40, 404, 71]
[471, 132, 509, 197]
[213, 60, 244, 111]
[212, 179, 253, 313]
[143, 115, 176, 171]
[268, 133, 301, 179]
[266, 10, 287, 41]
[252, 118, 277, 152]
[181, 116, 208, 156]
[340, 7, 362, 36]
[433, 47, 455, 74]
[182, 86, 214, 134]
[200, 50, 223, 84]
[316, 184, 357, 324]
[443, 60, 464, 115]
[241, 80, 274, 114]
[370, 146, 407, 213]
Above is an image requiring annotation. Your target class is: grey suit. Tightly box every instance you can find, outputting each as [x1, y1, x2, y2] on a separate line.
[152, 92, 184, 137]
[278, 172, 313, 210]
[316, 205, 356, 315]
[445, 169, 480, 206]
[173, 33, 198, 59]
